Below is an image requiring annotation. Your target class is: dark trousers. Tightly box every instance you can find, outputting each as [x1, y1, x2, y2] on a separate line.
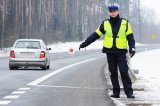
[106, 53, 133, 96]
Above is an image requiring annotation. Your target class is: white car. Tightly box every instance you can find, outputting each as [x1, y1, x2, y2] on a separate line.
[9, 39, 51, 70]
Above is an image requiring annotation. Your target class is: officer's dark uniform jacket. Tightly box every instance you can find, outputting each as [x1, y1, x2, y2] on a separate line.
[84, 15, 135, 53]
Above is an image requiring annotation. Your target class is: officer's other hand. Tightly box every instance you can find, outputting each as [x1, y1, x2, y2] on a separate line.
[79, 42, 88, 50]
[129, 48, 136, 58]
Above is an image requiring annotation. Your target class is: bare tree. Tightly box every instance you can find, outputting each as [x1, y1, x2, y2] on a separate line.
[2, 0, 158, 47]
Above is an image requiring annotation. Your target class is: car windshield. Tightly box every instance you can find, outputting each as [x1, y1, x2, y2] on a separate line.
[15, 41, 41, 49]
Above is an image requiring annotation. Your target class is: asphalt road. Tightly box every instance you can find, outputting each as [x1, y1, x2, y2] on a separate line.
[0, 49, 114, 106]
[0, 44, 159, 106]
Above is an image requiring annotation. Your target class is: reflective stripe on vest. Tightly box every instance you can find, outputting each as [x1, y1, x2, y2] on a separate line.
[103, 19, 127, 49]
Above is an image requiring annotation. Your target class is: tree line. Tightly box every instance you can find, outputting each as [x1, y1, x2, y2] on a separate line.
[0, 0, 106, 48]
[0, 0, 159, 48]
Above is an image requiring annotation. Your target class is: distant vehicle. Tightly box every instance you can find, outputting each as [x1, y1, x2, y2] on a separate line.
[9, 39, 51, 70]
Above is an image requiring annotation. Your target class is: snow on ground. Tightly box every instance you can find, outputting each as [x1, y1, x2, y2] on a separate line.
[111, 49, 160, 106]
[0, 40, 103, 57]
[48, 40, 103, 53]
[131, 49, 160, 102]
[48, 41, 147, 53]
[0, 48, 10, 58]
[135, 43, 147, 46]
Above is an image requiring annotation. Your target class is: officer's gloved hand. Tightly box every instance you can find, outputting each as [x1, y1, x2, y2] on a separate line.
[129, 48, 136, 58]
[79, 42, 88, 50]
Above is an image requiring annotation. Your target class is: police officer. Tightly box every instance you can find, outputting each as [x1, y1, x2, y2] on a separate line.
[79, 3, 135, 98]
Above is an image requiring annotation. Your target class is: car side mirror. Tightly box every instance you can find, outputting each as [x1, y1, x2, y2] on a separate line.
[47, 48, 51, 50]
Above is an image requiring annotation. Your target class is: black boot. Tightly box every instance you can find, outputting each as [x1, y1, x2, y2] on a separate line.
[110, 94, 120, 98]
[127, 94, 135, 99]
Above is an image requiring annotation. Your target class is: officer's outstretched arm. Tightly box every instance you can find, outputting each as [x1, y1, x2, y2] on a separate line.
[79, 21, 105, 49]
[79, 32, 100, 50]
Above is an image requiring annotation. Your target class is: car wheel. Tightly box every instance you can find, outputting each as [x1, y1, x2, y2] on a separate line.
[47, 65, 50, 70]
[9, 66, 14, 70]
[9, 65, 18, 70]
[9, 63, 14, 70]
[42, 65, 47, 70]
[14, 66, 18, 70]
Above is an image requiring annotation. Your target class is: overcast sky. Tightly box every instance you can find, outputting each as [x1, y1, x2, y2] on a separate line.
[141, 0, 160, 16]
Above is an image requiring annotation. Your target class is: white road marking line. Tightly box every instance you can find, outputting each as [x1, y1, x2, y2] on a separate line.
[33, 84, 105, 90]
[18, 88, 31, 91]
[35, 85, 80, 89]
[3, 95, 20, 99]
[0, 101, 11, 105]
[27, 57, 103, 86]
[11, 91, 26, 94]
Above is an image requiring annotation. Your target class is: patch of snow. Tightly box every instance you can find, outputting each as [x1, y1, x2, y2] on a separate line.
[131, 49, 160, 102]
[48, 40, 103, 53]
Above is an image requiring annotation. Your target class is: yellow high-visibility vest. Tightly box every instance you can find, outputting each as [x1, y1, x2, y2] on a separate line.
[96, 19, 133, 49]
